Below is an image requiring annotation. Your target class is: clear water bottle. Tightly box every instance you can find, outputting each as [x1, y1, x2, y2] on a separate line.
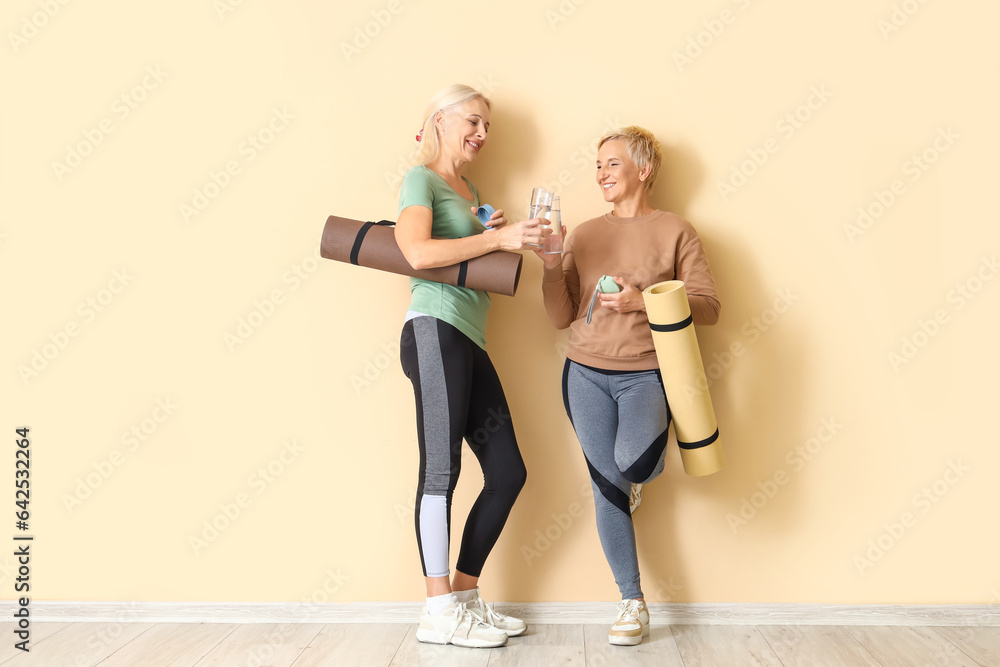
[543, 196, 563, 255]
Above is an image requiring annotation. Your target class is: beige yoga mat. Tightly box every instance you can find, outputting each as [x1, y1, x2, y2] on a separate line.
[641, 280, 723, 476]
[320, 215, 523, 296]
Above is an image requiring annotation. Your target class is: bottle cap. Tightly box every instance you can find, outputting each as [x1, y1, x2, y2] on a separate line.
[598, 275, 621, 293]
[476, 204, 496, 226]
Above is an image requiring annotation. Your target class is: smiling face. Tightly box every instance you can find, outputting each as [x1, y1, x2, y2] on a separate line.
[436, 97, 490, 164]
[596, 139, 649, 204]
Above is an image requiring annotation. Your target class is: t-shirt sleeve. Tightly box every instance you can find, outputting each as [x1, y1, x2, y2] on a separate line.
[398, 168, 434, 214]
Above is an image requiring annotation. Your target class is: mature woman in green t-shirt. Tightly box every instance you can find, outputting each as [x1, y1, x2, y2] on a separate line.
[394, 84, 549, 649]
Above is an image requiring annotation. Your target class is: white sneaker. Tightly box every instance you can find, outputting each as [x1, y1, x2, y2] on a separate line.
[608, 599, 649, 646]
[464, 587, 527, 637]
[415, 601, 508, 649]
[629, 483, 643, 514]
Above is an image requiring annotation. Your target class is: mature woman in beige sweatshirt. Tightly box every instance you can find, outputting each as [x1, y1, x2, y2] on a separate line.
[535, 126, 720, 646]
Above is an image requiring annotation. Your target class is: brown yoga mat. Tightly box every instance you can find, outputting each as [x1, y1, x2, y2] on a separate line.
[320, 215, 523, 296]
[641, 280, 724, 476]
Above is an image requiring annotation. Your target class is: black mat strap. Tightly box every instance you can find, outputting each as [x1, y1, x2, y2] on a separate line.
[349, 220, 394, 265]
[650, 314, 693, 332]
[678, 428, 720, 450]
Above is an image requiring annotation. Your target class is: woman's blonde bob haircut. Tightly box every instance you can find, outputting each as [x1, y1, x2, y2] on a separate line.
[415, 84, 492, 166]
[598, 126, 662, 191]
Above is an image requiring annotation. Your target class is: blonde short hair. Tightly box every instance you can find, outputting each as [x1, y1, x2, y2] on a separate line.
[598, 126, 662, 191]
[415, 84, 492, 166]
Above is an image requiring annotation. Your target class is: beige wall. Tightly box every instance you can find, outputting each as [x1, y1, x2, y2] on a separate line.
[3, 0, 998, 605]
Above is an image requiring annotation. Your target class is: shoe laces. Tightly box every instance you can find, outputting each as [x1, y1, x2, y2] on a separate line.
[472, 596, 506, 625]
[615, 599, 641, 625]
[629, 483, 643, 512]
[444, 602, 490, 642]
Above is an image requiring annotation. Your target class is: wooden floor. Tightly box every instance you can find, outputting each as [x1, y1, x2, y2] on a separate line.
[1, 621, 998, 666]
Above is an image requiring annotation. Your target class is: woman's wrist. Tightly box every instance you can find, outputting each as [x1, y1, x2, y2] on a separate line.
[482, 228, 501, 252]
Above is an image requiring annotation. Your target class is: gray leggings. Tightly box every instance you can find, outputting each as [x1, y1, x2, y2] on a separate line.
[562, 360, 670, 599]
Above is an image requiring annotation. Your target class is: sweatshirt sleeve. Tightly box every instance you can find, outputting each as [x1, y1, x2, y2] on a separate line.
[541, 233, 581, 330]
[676, 234, 721, 325]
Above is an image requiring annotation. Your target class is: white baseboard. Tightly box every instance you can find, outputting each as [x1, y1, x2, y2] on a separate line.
[4, 602, 999, 626]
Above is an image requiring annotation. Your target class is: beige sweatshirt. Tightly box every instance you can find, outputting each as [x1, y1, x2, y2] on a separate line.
[542, 210, 721, 371]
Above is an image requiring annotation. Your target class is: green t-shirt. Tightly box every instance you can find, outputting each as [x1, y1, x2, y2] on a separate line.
[398, 165, 491, 349]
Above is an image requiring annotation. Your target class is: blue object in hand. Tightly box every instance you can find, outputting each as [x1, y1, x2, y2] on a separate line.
[476, 204, 496, 227]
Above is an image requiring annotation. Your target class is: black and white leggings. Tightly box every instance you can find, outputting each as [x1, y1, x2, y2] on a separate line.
[400, 316, 526, 578]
